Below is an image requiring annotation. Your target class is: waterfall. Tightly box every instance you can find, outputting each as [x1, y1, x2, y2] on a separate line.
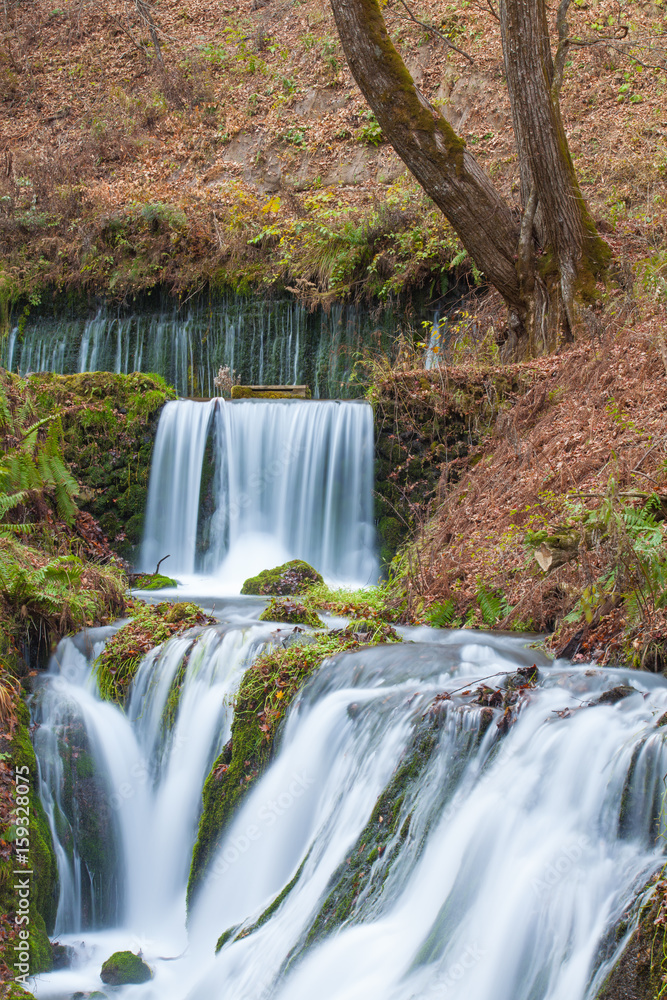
[3, 297, 402, 398]
[30, 630, 667, 999]
[141, 400, 217, 578]
[141, 399, 378, 590]
[33, 618, 279, 942]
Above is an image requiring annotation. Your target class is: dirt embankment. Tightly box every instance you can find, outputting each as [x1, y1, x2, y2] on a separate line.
[0, 0, 665, 309]
[386, 314, 667, 668]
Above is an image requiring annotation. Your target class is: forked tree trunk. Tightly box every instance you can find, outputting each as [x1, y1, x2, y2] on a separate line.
[328, 0, 611, 359]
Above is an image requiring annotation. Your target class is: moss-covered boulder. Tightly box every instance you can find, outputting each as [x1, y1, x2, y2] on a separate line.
[93, 601, 215, 705]
[130, 573, 178, 590]
[241, 560, 323, 596]
[258, 598, 323, 627]
[595, 874, 666, 999]
[24, 372, 176, 563]
[187, 626, 402, 909]
[100, 951, 152, 986]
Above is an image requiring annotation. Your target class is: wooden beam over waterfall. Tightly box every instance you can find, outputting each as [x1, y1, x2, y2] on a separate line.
[231, 385, 312, 399]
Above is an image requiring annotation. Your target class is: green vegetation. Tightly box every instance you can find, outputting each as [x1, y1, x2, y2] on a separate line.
[259, 597, 323, 627]
[187, 622, 401, 908]
[22, 372, 176, 562]
[131, 573, 179, 590]
[100, 951, 152, 985]
[0, 538, 127, 664]
[595, 871, 667, 999]
[1, 176, 463, 314]
[299, 581, 407, 623]
[241, 559, 323, 596]
[94, 601, 216, 705]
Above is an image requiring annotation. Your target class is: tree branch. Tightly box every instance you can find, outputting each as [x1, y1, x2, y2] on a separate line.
[391, 0, 474, 64]
[552, 0, 571, 100]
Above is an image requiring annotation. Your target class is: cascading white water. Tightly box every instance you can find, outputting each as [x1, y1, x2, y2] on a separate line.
[141, 399, 217, 577]
[33, 616, 279, 946]
[2, 298, 401, 398]
[141, 399, 378, 590]
[30, 628, 667, 1000]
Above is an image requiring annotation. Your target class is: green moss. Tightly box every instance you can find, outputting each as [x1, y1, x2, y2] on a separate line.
[100, 951, 152, 985]
[187, 627, 399, 909]
[0, 538, 127, 666]
[240, 560, 324, 596]
[93, 601, 215, 705]
[231, 386, 312, 399]
[286, 698, 492, 970]
[22, 372, 176, 563]
[217, 854, 309, 952]
[132, 573, 178, 590]
[258, 597, 323, 627]
[1, 985, 38, 999]
[54, 717, 119, 927]
[300, 581, 407, 624]
[595, 872, 666, 999]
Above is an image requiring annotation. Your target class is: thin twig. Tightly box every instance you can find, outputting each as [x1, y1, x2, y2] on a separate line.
[393, 0, 474, 64]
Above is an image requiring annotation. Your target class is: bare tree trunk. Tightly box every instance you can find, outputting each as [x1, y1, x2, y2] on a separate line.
[499, 0, 610, 338]
[328, 0, 611, 358]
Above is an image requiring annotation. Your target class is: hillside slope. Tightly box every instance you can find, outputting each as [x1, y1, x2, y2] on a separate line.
[0, 0, 665, 312]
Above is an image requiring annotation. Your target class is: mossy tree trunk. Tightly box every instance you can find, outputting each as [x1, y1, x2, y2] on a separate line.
[329, 0, 611, 359]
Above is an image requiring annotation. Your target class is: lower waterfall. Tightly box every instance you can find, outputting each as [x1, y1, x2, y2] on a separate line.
[30, 625, 667, 1000]
[140, 398, 378, 590]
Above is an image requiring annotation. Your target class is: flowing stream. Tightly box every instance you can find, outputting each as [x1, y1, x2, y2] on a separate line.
[30, 620, 667, 1000]
[140, 398, 378, 590]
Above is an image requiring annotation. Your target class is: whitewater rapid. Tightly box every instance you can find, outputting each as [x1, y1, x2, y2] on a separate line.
[30, 620, 667, 1000]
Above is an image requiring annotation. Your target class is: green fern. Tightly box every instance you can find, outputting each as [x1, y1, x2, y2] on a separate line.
[426, 599, 457, 628]
[0, 382, 79, 528]
[477, 587, 513, 626]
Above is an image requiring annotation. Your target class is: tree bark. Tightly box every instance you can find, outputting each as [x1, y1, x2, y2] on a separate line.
[329, 0, 611, 358]
[499, 0, 610, 336]
[328, 0, 523, 312]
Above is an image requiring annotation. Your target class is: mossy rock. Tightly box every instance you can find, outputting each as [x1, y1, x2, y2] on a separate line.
[131, 573, 178, 590]
[595, 875, 665, 999]
[94, 601, 215, 705]
[2, 985, 38, 999]
[259, 598, 323, 627]
[241, 560, 323, 596]
[100, 951, 152, 986]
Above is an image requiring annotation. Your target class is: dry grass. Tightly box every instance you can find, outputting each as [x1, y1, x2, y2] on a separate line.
[0, 0, 664, 303]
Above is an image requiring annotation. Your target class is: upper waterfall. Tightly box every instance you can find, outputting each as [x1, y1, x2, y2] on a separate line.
[1, 297, 400, 398]
[141, 398, 378, 590]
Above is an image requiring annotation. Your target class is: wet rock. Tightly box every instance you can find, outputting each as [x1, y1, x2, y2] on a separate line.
[593, 685, 639, 706]
[241, 559, 323, 596]
[100, 951, 152, 986]
[258, 597, 322, 627]
[52, 941, 75, 969]
[595, 876, 666, 999]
